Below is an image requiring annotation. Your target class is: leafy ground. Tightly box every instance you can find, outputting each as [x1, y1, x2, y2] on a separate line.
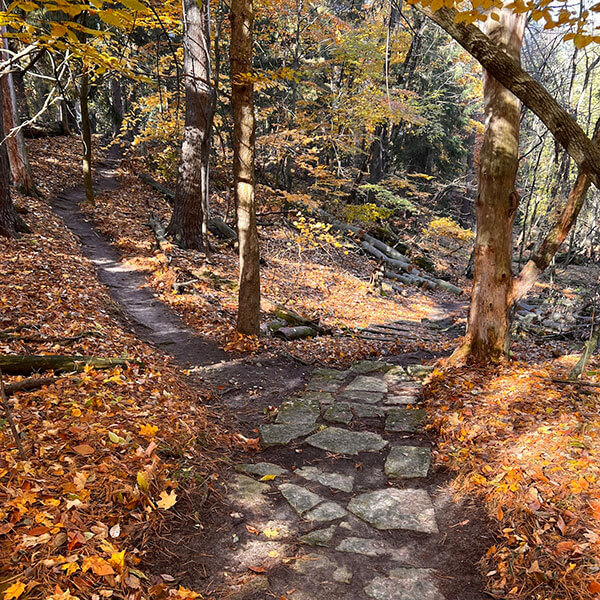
[2, 137, 600, 600]
[0, 137, 237, 600]
[87, 148, 464, 364]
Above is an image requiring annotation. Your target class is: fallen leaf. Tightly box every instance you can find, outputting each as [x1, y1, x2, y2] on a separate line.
[248, 565, 267, 573]
[4, 581, 26, 600]
[73, 444, 94, 456]
[157, 490, 177, 510]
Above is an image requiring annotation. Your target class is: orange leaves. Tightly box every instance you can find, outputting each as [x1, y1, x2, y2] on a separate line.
[82, 555, 115, 577]
[4, 581, 26, 600]
[425, 362, 600, 599]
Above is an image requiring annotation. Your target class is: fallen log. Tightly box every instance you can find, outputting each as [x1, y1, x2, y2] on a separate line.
[140, 173, 175, 200]
[274, 326, 317, 340]
[317, 209, 462, 296]
[274, 306, 323, 331]
[141, 175, 237, 243]
[0, 355, 138, 376]
[0, 330, 101, 344]
[4, 375, 58, 395]
[208, 216, 237, 242]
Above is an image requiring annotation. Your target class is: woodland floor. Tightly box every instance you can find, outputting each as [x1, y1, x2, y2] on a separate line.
[3, 137, 600, 600]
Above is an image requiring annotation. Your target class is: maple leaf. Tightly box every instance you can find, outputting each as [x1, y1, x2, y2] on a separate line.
[82, 555, 115, 576]
[138, 423, 158, 437]
[157, 490, 177, 509]
[4, 581, 26, 600]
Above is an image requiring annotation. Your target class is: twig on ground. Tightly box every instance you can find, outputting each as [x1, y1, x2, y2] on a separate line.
[0, 370, 27, 460]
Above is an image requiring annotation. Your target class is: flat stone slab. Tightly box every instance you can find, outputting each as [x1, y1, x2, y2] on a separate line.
[364, 568, 444, 600]
[347, 403, 385, 418]
[406, 364, 435, 378]
[299, 525, 337, 547]
[385, 408, 426, 432]
[305, 391, 335, 406]
[335, 536, 412, 562]
[236, 462, 287, 478]
[304, 501, 347, 522]
[385, 446, 431, 479]
[295, 466, 354, 492]
[336, 536, 392, 557]
[307, 377, 341, 393]
[324, 402, 353, 425]
[229, 474, 271, 509]
[340, 390, 384, 404]
[345, 375, 388, 393]
[351, 360, 392, 374]
[333, 564, 353, 584]
[276, 398, 320, 425]
[306, 427, 388, 455]
[384, 395, 417, 406]
[347, 488, 438, 533]
[259, 422, 317, 446]
[279, 483, 322, 515]
[313, 368, 348, 381]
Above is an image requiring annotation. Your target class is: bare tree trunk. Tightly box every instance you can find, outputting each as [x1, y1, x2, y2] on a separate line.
[418, 5, 600, 189]
[231, 0, 260, 335]
[110, 77, 124, 138]
[0, 79, 29, 237]
[1, 34, 37, 196]
[79, 65, 94, 204]
[449, 9, 525, 363]
[166, 0, 215, 251]
[510, 120, 600, 303]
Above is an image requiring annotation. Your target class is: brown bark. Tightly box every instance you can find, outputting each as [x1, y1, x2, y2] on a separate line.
[110, 77, 124, 138]
[0, 76, 29, 238]
[449, 9, 525, 363]
[166, 0, 215, 251]
[80, 65, 94, 204]
[1, 35, 37, 196]
[231, 0, 261, 335]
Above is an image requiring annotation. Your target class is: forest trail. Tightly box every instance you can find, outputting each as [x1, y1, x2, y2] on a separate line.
[49, 151, 488, 600]
[51, 146, 228, 367]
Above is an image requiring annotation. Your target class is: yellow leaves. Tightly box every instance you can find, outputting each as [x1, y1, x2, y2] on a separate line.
[569, 477, 590, 494]
[4, 581, 26, 600]
[60, 560, 79, 576]
[157, 489, 177, 510]
[109, 550, 126, 571]
[82, 555, 115, 576]
[260, 474, 277, 481]
[138, 423, 158, 438]
[262, 527, 279, 539]
[120, 0, 147, 11]
[137, 470, 150, 492]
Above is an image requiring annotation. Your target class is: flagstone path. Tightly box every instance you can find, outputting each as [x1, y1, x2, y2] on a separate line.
[223, 360, 483, 600]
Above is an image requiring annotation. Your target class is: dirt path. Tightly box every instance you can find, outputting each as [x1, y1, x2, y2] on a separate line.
[50, 151, 490, 600]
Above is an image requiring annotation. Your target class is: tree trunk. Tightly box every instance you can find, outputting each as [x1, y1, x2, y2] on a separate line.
[79, 65, 94, 204]
[231, 0, 261, 335]
[450, 9, 525, 363]
[110, 77, 124, 138]
[510, 120, 600, 303]
[418, 5, 600, 190]
[166, 0, 215, 251]
[1, 34, 37, 196]
[0, 78, 29, 238]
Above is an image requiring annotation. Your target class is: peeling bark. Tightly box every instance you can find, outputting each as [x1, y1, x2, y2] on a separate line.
[449, 9, 525, 363]
[0, 78, 29, 238]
